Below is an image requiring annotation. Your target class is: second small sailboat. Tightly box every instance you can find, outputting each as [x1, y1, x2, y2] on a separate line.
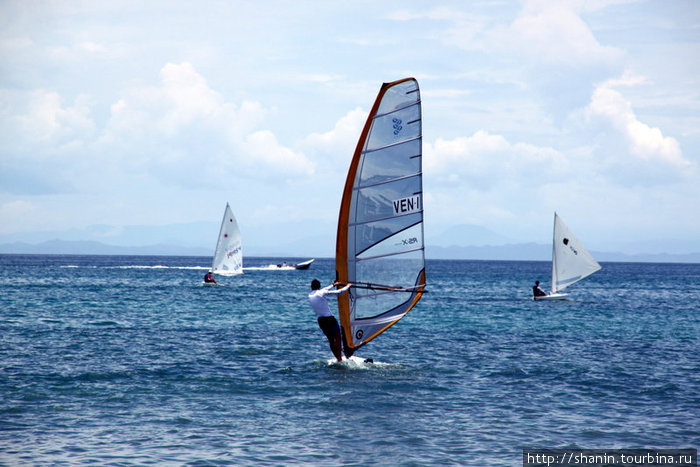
[210, 202, 243, 276]
[536, 212, 601, 300]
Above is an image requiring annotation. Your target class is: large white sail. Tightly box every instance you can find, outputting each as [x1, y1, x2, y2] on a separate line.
[336, 78, 426, 358]
[211, 203, 243, 276]
[550, 212, 601, 294]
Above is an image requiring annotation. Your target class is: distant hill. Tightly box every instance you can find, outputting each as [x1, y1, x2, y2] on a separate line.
[2, 221, 698, 262]
[0, 240, 210, 257]
[429, 224, 513, 246]
[427, 243, 548, 261]
[2, 238, 699, 263]
[426, 244, 700, 263]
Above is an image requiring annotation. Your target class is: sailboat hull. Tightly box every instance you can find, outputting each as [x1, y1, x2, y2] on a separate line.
[534, 293, 569, 301]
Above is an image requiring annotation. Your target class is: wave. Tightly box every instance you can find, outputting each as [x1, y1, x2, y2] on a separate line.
[61, 265, 208, 270]
[244, 265, 297, 271]
[108, 265, 208, 270]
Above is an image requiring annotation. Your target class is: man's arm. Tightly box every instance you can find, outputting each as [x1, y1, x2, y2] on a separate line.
[322, 283, 352, 296]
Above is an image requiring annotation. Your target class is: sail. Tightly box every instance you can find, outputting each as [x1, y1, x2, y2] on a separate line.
[336, 78, 426, 357]
[211, 203, 243, 276]
[551, 212, 601, 293]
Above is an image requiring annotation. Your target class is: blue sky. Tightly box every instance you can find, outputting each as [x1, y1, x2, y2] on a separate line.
[1, 0, 699, 255]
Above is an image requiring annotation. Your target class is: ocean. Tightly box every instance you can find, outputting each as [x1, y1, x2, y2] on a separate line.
[1, 255, 698, 466]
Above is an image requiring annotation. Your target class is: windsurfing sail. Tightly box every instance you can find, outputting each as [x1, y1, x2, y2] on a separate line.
[550, 212, 601, 294]
[336, 78, 426, 358]
[211, 202, 243, 276]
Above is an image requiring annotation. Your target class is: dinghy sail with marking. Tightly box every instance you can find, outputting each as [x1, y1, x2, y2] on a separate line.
[211, 202, 243, 276]
[538, 212, 601, 299]
[336, 78, 426, 358]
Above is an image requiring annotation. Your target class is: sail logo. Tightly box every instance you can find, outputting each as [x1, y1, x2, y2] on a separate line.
[563, 238, 578, 255]
[392, 118, 402, 135]
[392, 194, 421, 215]
[227, 245, 241, 258]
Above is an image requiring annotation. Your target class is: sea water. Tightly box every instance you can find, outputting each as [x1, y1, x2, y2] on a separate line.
[1, 255, 698, 465]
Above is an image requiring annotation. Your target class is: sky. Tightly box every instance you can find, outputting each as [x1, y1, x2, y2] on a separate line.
[1, 0, 699, 256]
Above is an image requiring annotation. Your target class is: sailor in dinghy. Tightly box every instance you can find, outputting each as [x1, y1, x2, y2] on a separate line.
[532, 280, 547, 298]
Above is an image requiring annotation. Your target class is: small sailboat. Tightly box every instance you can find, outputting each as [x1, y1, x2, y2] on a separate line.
[210, 202, 243, 277]
[535, 212, 601, 300]
[336, 78, 426, 358]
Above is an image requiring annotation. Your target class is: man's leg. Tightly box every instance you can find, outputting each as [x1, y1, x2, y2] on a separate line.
[329, 330, 342, 362]
[319, 317, 343, 362]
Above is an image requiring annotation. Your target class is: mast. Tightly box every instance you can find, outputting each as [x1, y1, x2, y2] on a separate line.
[551, 212, 559, 293]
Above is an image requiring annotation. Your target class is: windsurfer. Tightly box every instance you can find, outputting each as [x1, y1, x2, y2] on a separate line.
[533, 280, 547, 298]
[308, 279, 351, 362]
[204, 271, 216, 284]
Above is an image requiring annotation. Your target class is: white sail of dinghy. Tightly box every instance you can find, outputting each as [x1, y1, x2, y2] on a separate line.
[211, 203, 243, 276]
[540, 212, 601, 299]
[336, 78, 426, 358]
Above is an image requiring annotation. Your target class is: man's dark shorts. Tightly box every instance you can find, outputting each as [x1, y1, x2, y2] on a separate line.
[317, 316, 340, 338]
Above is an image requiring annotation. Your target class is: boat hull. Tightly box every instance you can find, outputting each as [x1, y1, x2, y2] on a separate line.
[534, 293, 569, 301]
[294, 259, 314, 270]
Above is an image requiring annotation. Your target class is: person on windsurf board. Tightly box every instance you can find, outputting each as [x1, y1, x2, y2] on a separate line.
[308, 279, 351, 362]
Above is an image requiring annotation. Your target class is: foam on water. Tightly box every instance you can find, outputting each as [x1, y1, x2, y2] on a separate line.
[325, 355, 393, 370]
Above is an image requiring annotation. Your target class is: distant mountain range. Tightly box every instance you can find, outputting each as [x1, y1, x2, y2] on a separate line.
[2, 238, 699, 263]
[0, 239, 211, 257]
[425, 244, 700, 263]
[1, 222, 698, 262]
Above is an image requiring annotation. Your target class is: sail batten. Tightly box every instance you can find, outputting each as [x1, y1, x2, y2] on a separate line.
[374, 99, 420, 118]
[336, 78, 425, 358]
[354, 245, 424, 263]
[349, 211, 423, 228]
[362, 136, 422, 154]
[355, 172, 422, 190]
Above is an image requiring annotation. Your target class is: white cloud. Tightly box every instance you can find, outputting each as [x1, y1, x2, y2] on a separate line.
[506, 2, 622, 65]
[157, 62, 224, 134]
[300, 107, 367, 163]
[16, 90, 95, 146]
[587, 84, 689, 168]
[423, 0, 624, 67]
[103, 62, 258, 139]
[424, 130, 567, 189]
[238, 130, 314, 177]
[101, 62, 314, 181]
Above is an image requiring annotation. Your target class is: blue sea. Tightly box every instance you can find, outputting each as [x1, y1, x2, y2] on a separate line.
[1, 254, 698, 466]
